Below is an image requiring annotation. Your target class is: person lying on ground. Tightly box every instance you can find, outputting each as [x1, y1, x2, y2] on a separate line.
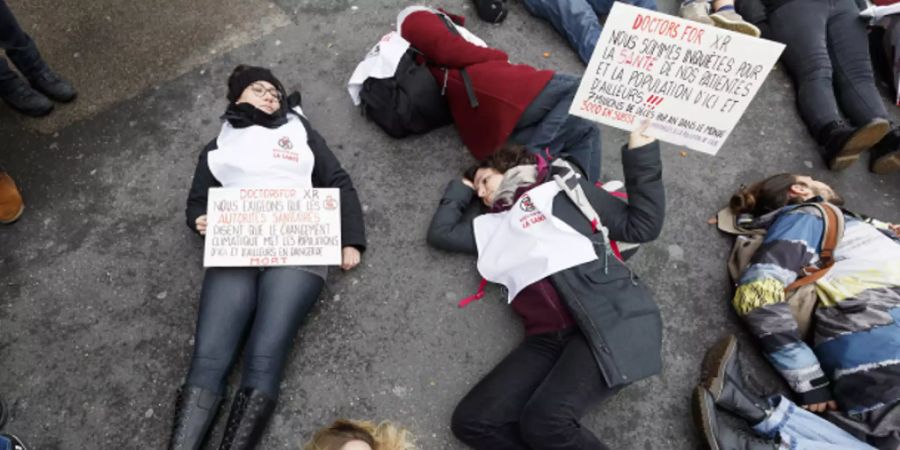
[680, 0, 761, 36]
[733, 0, 900, 174]
[426, 124, 665, 450]
[170, 65, 366, 450]
[302, 419, 415, 450]
[726, 173, 900, 449]
[694, 335, 878, 450]
[399, 5, 603, 182]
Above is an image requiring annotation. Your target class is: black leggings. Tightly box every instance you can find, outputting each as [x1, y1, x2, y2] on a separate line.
[0, 0, 42, 87]
[185, 267, 323, 398]
[768, 0, 888, 137]
[451, 329, 621, 450]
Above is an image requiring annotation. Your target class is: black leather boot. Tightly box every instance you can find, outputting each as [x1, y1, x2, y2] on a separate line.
[0, 77, 53, 117]
[701, 335, 768, 425]
[26, 67, 76, 103]
[168, 385, 223, 450]
[870, 128, 900, 174]
[218, 388, 276, 450]
[816, 118, 890, 171]
[694, 386, 778, 450]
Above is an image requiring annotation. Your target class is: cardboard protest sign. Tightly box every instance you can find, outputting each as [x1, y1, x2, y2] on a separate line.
[570, 3, 785, 154]
[204, 188, 341, 267]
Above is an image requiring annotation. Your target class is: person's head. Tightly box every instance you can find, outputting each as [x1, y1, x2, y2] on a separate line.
[226, 65, 286, 114]
[302, 419, 414, 450]
[464, 143, 535, 206]
[730, 173, 844, 216]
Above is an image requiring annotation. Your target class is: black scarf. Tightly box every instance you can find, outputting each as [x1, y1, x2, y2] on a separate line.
[220, 91, 303, 129]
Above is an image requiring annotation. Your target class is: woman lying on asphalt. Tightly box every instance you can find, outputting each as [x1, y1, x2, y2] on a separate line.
[302, 419, 415, 450]
[170, 65, 366, 450]
[426, 124, 666, 450]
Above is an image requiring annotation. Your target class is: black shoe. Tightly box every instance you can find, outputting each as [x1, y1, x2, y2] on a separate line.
[817, 119, 890, 171]
[218, 388, 276, 450]
[472, 0, 508, 23]
[26, 67, 76, 103]
[0, 78, 53, 117]
[701, 335, 769, 425]
[0, 433, 30, 450]
[693, 386, 778, 450]
[870, 128, 900, 174]
[168, 385, 223, 450]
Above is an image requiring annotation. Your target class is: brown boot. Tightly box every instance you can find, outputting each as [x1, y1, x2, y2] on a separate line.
[0, 170, 25, 224]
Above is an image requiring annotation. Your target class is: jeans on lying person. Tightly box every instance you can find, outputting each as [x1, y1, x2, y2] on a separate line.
[753, 396, 877, 450]
[185, 267, 324, 398]
[0, 0, 43, 91]
[511, 72, 602, 182]
[522, 0, 657, 64]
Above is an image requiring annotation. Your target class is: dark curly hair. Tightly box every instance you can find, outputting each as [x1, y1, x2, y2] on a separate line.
[463, 143, 536, 181]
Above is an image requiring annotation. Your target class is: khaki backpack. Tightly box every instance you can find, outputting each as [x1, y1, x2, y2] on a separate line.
[717, 202, 844, 341]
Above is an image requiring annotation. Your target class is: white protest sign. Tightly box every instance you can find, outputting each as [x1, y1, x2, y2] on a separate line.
[570, 3, 785, 154]
[203, 188, 341, 267]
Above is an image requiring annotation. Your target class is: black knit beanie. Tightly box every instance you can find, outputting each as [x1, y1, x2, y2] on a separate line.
[226, 65, 285, 103]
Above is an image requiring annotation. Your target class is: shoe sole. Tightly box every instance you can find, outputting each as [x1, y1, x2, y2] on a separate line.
[700, 335, 738, 400]
[1, 99, 53, 117]
[710, 14, 761, 37]
[831, 119, 890, 171]
[0, 204, 25, 224]
[693, 386, 720, 450]
[872, 150, 900, 174]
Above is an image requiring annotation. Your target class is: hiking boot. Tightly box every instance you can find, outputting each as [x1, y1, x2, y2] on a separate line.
[818, 118, 891, 171]
[870, 128, 900, 174]
[168, 385, 223, 450]
[694, 386, 778, 450]
[701, 335, 768, 425]
[218, 388, 276, 450]
[0, 171, 24, 224]
[0, 78, 53, 117]
[27, 67, 76, 103]
[0, 433, 30, 450]
[680, 1, 716, 26]
[710, 9, 761, 37]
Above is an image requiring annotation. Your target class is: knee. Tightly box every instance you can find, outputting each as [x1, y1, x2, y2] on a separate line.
[519, 403, 570, 445]
[450, 400, 490, 443]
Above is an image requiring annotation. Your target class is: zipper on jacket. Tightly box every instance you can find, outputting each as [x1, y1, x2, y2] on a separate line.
[441, 68, 449, 96]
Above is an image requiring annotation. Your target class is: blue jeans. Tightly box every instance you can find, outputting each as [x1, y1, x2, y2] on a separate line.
[511, 73, 602, 181]
[522, 0, 657, 64]
[753, 396, 877, 450]
[185, 267, 324, 397]
[0, 0, 43, 91]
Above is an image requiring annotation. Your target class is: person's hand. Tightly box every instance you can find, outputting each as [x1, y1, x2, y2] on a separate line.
[341, 246, 361, 271]
[628, 120, 656, 150]
[802, 400, 838, 413]
[195, 215, 208, 235]
[461, 178, 475, 189]
[888, 223, 900, 236]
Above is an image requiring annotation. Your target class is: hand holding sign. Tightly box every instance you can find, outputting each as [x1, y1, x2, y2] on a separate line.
[570, 3, 785, 155]
[629, 120, 656, 150]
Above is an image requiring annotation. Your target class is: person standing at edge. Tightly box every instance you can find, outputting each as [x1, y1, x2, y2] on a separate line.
[170, 65, 366, 450]
[0, 0, 76, 117]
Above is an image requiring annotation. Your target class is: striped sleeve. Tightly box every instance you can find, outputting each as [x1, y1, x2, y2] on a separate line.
[733, 209, 832, 404]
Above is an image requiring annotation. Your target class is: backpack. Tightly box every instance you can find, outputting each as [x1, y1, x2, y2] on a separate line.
[359, 48, 452, 138]
[718, 202, 844, 340]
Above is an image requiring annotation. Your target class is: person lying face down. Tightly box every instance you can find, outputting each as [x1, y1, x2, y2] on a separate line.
[726, 173, 900, 447]
[302, 419, 415, 450]
[426, 125, 666, 449]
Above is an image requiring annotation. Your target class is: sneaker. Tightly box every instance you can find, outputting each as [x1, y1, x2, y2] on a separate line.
[681, 1, 716, 25]
[0, 170, 25, 224]
[710, 9, 761, 37]
[26, 67, 77, 103]
[0, 78, 53, 117]
[870, 128, 900, 174]
[818, 118, 891, 171]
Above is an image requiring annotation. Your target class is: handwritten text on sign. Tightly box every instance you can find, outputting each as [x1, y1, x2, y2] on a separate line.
[570, 3, 784, 154]
[204, 188, 341, 267]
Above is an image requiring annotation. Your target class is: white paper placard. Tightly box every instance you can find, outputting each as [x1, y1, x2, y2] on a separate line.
[203, 188, 341, 267]
[569, 3, 785, 154]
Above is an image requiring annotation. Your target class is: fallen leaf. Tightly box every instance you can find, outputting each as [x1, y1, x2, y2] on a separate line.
[679, 151, 688, 157]
[543, 51, 551, 58]
[707, 217, 718, 225]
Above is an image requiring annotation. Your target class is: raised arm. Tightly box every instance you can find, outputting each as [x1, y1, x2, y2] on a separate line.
[185, 140, 221, 234]
[400, 11, 509, 69]
[733, 208, 832, 407]
[426, 180, 478, 254]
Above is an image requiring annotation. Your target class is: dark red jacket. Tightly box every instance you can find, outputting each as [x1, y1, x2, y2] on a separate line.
[400, 11, 555, 160]
[512, 280, 576, 335]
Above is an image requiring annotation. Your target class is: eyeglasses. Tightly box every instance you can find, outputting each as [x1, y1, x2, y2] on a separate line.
[249, 82, 282, 101]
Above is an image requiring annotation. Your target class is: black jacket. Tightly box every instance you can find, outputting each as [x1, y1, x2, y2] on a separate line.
[185, 113, 367, 252]
[427, 142, 665, 387]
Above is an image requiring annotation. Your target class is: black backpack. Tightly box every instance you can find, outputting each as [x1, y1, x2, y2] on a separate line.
[359, 13, 479, 139]
[359, 48, 452, 138]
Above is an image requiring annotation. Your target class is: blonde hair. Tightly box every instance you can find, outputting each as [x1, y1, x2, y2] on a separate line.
[302, 419, 416, 450]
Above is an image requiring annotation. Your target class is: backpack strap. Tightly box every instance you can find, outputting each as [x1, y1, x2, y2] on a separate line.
[783, 202, 845, 292]
[435, 13, 480, 109]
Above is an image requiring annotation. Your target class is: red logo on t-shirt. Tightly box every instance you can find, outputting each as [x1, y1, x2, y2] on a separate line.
[278, 137, 293, 150]
[519, 195, 536, 212]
